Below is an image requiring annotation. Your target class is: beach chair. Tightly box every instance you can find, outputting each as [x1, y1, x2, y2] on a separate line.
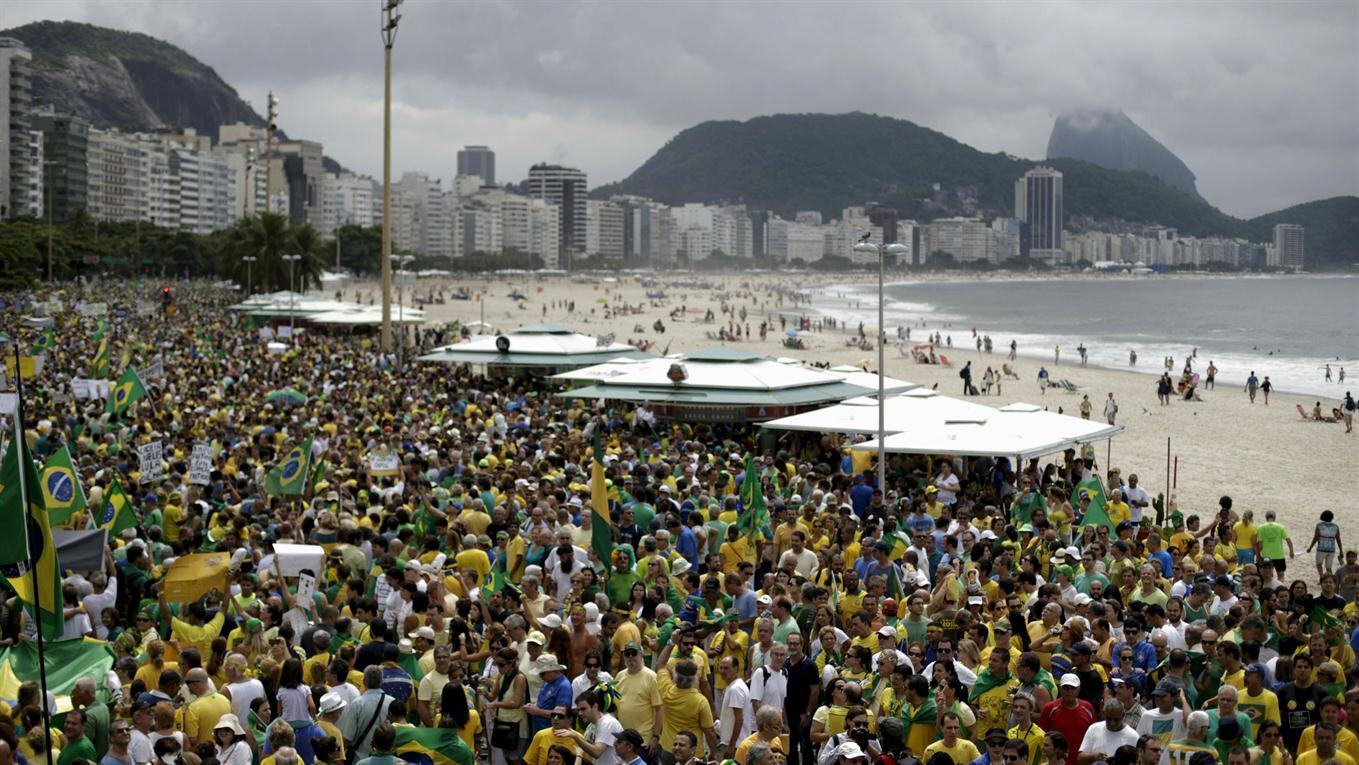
[1059, 379, 1081, 394]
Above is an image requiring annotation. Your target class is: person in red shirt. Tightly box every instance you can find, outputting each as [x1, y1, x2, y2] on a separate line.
[1039, 674, 1099, 765]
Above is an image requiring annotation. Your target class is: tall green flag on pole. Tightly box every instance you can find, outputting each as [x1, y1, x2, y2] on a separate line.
[590, 432, 613, 565]
[274, 437, 313, 496]
[0, 421, 66, 640]
[736, 451, 770, 542]
[38, 446, 86, 528]
[97, 479, 137, 535]
[1072, 475, 1115, 533]
[89, 338, 110, 380]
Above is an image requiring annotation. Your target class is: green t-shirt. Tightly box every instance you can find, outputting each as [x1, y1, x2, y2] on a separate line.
[58, 737, 97, 765]
[1256, 522, 1289, 559]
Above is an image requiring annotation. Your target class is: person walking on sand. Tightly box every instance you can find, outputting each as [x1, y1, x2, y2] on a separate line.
[1342, 392, 1355, 433]
[1246, 372, 1259, 403]
[961, 361, 974, 396]
[1010, 340, 1017, 361]
[1078, 344, 1088, 366]
[1038, 366, 1050, 395]
[1104, 393, 1119, 426]
[1129, 349, 1137, 366]
[1079, 395, 1092, 420]
[1261, 376, 1272, 405]
[1055, 345, 1061, 365]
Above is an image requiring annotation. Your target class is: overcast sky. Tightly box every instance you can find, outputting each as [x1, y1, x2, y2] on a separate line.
[4, 1, 1357, 218]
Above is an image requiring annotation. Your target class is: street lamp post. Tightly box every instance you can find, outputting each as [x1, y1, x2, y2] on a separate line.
[379, 0, 404, 352]
[283, 253, 302, 338]
[44, 160, 57, 283]
[241, 255, 257, 296]
[853, 237, 909, 496]
[265, 92, 278, 215]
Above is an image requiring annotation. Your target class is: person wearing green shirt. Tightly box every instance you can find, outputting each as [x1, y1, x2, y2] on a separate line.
[1255, 512, 1294, 573]
[59, 709, 98, 765]
[605, 557, 643, 607]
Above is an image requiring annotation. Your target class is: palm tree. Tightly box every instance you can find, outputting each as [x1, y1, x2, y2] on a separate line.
[287, 223, 326, 292]
[220, 213, 292, 293]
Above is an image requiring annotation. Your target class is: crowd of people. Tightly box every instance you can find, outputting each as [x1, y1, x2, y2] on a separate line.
[0, 282, 1355, 765]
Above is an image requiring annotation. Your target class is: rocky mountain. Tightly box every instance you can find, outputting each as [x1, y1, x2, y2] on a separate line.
[1046, 109, 1199, 198]
[1, 20, 266, 141]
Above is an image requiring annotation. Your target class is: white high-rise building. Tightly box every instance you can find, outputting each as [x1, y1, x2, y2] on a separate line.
[321, 171, 379, 237]
[391, 172, 452, 257]
[525, 164, 586, 266]
[529, 200, 561, 269]
[0, 38, 40, 220]
[168, 144, 235, 235]
[585, 199, 625, 260]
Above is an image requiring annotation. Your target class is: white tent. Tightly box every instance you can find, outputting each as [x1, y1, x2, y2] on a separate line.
[762, 388, 993, 435]
[849, 401, 1123, 460]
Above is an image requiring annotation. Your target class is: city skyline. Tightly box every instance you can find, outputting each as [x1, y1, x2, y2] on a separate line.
[1, 1, 1354, 219]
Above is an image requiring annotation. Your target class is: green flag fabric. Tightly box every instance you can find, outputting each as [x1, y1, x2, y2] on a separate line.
[1073, 475, 1115, 533]
[97, 479, 137, 535]
[0, 639, 116, 709]
[39, 446, 86, 528]
[32, 327, 55, 355]
[392, 726, 476, 765]
[0, 430, 65, 640]
[90, 337, 110, 380]
[736, 452, 770, 541]
[106, 366, 148, 416]
[590, 432, 612, 565]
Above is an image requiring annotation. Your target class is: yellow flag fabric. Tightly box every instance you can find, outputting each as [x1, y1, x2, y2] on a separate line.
[163, 553, 230, 603]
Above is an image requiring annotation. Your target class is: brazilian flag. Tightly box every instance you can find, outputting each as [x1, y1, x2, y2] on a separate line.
[92, 317, 108, 341]
[32, 327, 55, 355]
[98, 479, 136, 535]
[590, 432, 612, 565]
[1073, 475, 1115, 533]
[736, 451, 771, 542]
[40, 446, 86, 528]
[90, 337, 110, 380]
[107, 366, 148, 416]
[0, 424, 65, 640]
[393, 726, 476, 765]
[267, 437, 313, 497]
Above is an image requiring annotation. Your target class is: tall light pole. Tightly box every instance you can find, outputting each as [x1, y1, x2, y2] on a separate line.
[265, 92, 278, 215]
[283, 253, 302, 337]
[242, 255, 257, 295]
[379, 0, 403, 352]
[854, 237, 909, 496]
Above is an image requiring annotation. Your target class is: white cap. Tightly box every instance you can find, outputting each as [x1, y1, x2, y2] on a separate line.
[837, 742, 869, 762]
[877, 625, 898, 638]
[1060, 673, 1080, 688]
[538, 613, 563, 630]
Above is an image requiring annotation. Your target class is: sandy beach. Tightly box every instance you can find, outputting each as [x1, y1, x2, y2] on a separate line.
[350, 271, 1354, 582]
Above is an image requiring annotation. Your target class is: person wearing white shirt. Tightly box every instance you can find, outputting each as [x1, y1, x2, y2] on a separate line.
[545, 541, 591, 601]
[777, 532, 820, 579]
[222, 654, 266, 726]
[749, 644, 789, 716]
[717, 657, 752, 756]
[1079, 699, 1140, 761]
[82, 571, 119, 640]
[934, 464, 961, 506]
[1122, 476, 1150, 523]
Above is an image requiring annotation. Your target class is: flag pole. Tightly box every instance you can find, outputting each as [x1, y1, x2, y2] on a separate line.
[10, 343, 55, 760]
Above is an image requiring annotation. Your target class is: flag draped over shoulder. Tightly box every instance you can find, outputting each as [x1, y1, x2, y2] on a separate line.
[736, 452, 770, 541]
[590, 432, 612, 564]
[1073, 475, 1115, 533]
[393, 726, 476, 765]
[39, 446, 86, 528]
[106, 366, 147, 416]
[0, 431, 65, 640]
[97, 479, 136, 535]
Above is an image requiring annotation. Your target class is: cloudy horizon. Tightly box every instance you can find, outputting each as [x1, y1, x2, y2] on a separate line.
[3, 0, 1356, 219]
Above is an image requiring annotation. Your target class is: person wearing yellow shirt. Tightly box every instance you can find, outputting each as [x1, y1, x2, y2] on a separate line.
[1106, 491, 1132, 527]
[613, 642, 663, 746]
[302, 632, 334, 687]
[454, 536, 491, 585]
[656, 641, 719, 758]
[158, 589, 227, 659]
[162, 499, 186, 543]
[135, 640, 178, 690]
[521, 703, 583, 765]
[709, 621, 749, 695]
[924, 712, 981, 765]
[1296, 723, 1357, 765]
[1238, 665, 1281, 740]
[721, 525, 757, 570]
[1296, 700, 1359, 764]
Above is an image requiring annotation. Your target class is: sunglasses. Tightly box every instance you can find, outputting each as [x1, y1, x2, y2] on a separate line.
[1004, 756, 1022, 762]
[551, 712, 570, 719]
[585, 663, 600, 669]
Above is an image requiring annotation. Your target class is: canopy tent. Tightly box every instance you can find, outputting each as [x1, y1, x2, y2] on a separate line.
[762, 387, 993, 434]
[555, 346, 915, 422]
[419, 323, 651, 369]
[848, 400, 1123, 460]
[306, 306, 426, 326]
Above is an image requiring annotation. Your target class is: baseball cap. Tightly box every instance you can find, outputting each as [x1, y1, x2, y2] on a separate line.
[1072, 641, 1093, 655]
[882, 598, 898, 615]
[1218, 717, 1243, 741]
[622, 641, 643, 653]
[757, 594, 772, 606]
[877, 625, 898, 639]
[617, 729, 646, 750]
[1214, 575, 1234, 589]
[526, 630, 546, 645]
[1245, 663, 1267, 677]
[408, 626, 436, 641]
[1060, 673, 1080, 688]
[1152, 680, 1177, 697]
[837, 742, 869, 762]
[968, 596, 985, 606]
[985, 728, 1008, 744]
[1073, 593, 1093, 606]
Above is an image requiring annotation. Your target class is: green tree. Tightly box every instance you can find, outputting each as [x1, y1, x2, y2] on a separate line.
[217, 213, 323, 292]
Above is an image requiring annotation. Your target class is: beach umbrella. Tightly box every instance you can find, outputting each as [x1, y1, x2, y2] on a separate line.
[266, 389, 309, 406]
[786, 330, 801, 337]
[596, 297, 609, 304]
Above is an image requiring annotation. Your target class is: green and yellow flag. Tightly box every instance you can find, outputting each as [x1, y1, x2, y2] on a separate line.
[393, 725, 476, 765]
[1073, 475, 1115, 533]
[32, 327, 55, 355]
[590, 432, 612, 565]
[92, 317, 108, 341]
[0, 425, 65, 640]
[736, 452, 771, 542]
[39, 446, 86, 528]
[90, 337, 110, 379]
[97, 479, 136, 535]
[107, 366, 147, 416]
[269, 437, 313, 497]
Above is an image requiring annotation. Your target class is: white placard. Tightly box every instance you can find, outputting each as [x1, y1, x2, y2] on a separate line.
[259, 327, 274, 340]
[78, 302, 108, 317]
[277, 326, 293, 338]
[189, 443, 213, 485]
[273, 543, 325, 578]
[0, 393, 16, 416]
[138, 440, 163, 483]
[368, 449, 400, 477]
[71, 378, 111, 400]
[144, 354, 165, 383]
[296, 571, 317, 603]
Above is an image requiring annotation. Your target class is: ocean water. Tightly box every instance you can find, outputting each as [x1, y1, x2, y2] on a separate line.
[829, 275, 1359, 398]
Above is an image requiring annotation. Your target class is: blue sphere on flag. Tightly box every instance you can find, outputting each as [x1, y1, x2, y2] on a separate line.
[100, 501, 117, 525]
[45, 470, 75, 503]
[281, 451, 303, 479]
[0, 516, 44, 578]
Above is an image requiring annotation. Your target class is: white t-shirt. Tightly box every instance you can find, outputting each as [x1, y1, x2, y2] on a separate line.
[749, 664, 788, 715]
[778, 549, 820, 579]
[1123, 485, 1148, 520]
[83, 580, 119, 639]
[935, 472, 961, 505]
[62, 612, 92, 641]
[721, 678, 752, 744]
[1079, 722, 1139, 759]
[1136, 708, 1187, 765]
[225, 678, 266, 726]
[588, 713, 624, 765]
